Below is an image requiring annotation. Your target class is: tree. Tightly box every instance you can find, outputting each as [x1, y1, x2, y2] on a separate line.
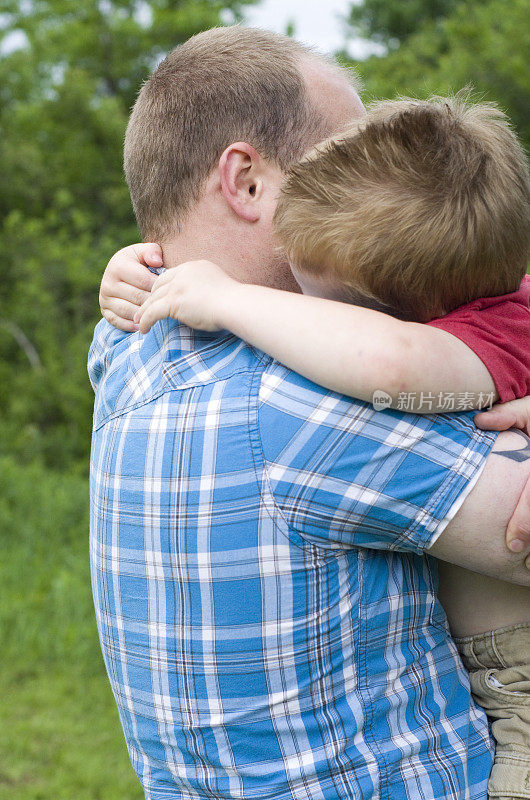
[343, 0, 530, 152]
[0, 0, 256, 469]
[347, 0, 458, 48]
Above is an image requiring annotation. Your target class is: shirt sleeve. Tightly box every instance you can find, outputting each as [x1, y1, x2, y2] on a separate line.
[257, 363, 497, 554]
[87, 318, 132, 392]
[427, 281, 530, 403]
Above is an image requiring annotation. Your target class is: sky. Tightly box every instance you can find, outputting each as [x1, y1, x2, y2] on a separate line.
[1, 1, 382, 59]
[243, 0, 382, 59]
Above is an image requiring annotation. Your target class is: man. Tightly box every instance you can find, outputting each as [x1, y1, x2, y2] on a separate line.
[89, 27, 530, 800]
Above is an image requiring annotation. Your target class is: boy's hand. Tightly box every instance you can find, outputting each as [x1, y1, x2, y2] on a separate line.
[475, 397, 530, 563]
[135, 260, 239, 334]
[99, 243, 163, 331]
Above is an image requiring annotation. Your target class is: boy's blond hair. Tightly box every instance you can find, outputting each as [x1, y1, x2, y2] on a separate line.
[274, 95, 530, 321]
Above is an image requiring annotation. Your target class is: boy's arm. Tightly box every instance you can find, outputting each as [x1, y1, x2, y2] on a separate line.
[136, 260, 497, 412]
[102, 253, 530, 555]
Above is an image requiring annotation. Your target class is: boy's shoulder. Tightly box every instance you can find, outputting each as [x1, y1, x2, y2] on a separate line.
[429, 275, 529, 330]
[474, 274, 529, 312]
[428, 276, 530, 404]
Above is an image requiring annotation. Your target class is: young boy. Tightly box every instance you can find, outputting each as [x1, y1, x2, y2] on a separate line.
[100, 95, 530, 798]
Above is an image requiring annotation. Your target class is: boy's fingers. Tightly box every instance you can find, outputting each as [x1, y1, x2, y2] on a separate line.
[103, 283, 151, 308]
[144, 283, 175, 306]
[138, 299, 171, 333]
[151, 268, 178, 291]
[135, 278, 182, 328]
[103, 258, 157, 295]
[103, 298, 141, 322]
[133, 287, 167, 323]
[102, 309, 139, 333]
[132, 242, 163, 268]
[148, 260, 206, 293]
[133, 297, 151, 325]
[121, 261, 158, 292]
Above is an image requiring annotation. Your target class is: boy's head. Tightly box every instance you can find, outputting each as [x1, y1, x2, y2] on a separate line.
[274, 94, 530, 321]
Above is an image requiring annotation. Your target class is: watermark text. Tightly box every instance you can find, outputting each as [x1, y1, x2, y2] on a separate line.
[372, 390, 495, 413]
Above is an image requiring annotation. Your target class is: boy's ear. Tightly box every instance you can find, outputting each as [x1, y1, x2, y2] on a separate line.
[218, 142, 264, 223]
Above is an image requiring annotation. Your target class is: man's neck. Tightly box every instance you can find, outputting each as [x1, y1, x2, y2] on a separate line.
[160, 229, 300, 293]
[160, 237, 243, 281]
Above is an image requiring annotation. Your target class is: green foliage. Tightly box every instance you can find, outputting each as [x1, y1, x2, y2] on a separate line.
[345, 0, 530, 152]
[347, 0, 458, 48]
[0, 0, 256, 469]
[0, 10, 259, 791]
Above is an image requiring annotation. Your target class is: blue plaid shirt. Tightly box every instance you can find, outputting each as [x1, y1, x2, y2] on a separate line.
[89, 318, 495, 800]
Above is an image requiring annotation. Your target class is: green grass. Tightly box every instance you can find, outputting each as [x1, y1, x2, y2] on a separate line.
[0, 457, 143, 799]
[0, 667, 142, 800]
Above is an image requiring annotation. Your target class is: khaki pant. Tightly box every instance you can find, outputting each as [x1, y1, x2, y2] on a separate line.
[455, 623, 530, 800]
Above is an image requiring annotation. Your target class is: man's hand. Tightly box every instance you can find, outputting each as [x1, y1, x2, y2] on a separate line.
[475, 397, 530, 560]
[429, 428, 530, 583]
[475, 397, 530, 437]
[135, 260, 239, 334]
[99, 243, 162, 331]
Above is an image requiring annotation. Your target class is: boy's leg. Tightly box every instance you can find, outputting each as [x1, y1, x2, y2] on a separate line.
[456, 624, 530, 800]
[438, 564, 530, 800]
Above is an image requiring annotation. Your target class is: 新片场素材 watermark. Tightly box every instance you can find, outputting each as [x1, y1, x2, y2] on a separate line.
[372, 390, 495, 413]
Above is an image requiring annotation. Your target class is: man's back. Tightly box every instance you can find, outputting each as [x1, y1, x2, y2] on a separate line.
[89, 318, 494, 800]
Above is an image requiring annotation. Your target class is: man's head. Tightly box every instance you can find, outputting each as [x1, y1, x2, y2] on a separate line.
[124, 26, 363, 287]
[274, 94, 530, 320]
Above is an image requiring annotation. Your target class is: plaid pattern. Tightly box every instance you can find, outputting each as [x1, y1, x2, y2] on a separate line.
[89, 318, 496, 800]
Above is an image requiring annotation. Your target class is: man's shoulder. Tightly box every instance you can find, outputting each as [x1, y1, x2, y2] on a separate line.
[89, 318, 271, 430]
[258, 358, 496, 474]
[257, 360, 497, 556]
[258, 360, 371, 434]
[88, 319, 493, 466]
[257, 360, 382, 468]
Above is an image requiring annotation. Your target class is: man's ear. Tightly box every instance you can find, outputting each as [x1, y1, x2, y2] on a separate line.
[218, 142, 265, 223]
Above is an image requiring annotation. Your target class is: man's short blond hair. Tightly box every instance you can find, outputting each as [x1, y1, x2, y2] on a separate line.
[274, 94, 530, 321]
[124, 27, 347, 241]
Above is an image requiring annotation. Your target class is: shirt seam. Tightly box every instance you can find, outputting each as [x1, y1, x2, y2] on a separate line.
[243, 358, 311, 556]
[92, 367, 259, 433]
[249, 359, 334, 555]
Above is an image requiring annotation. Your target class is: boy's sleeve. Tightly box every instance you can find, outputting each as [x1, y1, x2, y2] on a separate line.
[257, 364, 497, 554]
[428, 277, 530, 403]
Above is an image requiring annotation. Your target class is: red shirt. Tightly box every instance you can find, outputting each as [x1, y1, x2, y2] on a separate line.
[428, 276, 530, 402]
